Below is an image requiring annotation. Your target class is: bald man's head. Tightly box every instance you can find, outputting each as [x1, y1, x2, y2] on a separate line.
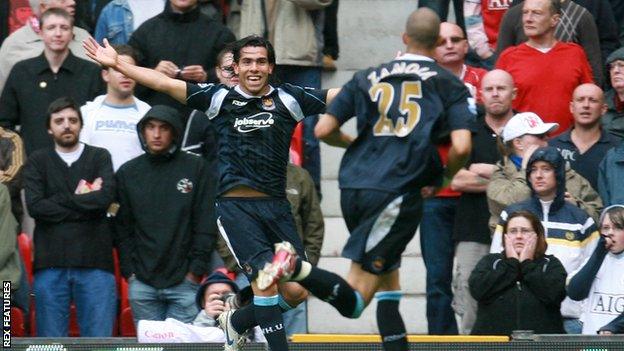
[404, 8, 441, 51]
[481, 69, 516, 118]
[570, 83, 606, 127]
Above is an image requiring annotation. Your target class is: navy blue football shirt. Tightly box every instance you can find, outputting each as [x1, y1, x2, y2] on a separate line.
[327, 54, 476, 193]
[186, 83, 327, 197]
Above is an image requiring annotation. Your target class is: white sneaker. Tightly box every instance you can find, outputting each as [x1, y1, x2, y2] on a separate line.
[218, 310, 245, 350]
[256, 241, 298, 290]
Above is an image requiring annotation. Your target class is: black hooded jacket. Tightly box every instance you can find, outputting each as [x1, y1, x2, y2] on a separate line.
[114, 105, 216, 288]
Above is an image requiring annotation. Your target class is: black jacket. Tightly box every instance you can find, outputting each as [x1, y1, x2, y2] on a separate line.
[115, 106, 216, 288]
[23, 144, 116, 272]
[128, 3, 235, 118]
[470, 253, 567, 335]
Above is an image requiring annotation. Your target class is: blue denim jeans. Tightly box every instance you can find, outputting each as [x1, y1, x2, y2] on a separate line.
[275, 65, 322, 194]
[128, 276, 199, 325]
[283, 300, 307, 336]
[33, 268, 116, 336]
[420, 197, 459, 334]
[563, 318, 583, 334]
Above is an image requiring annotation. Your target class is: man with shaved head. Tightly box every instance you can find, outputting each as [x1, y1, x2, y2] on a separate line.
[549, 84, 620, 190]
[316, 8, 475, 347]
[450, 69, 515, 334]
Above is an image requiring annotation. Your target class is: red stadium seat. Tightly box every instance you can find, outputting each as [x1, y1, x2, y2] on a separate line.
[118, 278, 136, 336]
[10, 307, 25, 336]
[17, 233, 32, 284]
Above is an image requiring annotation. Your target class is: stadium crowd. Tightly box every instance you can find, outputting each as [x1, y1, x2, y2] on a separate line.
[0, 0, 623, 350]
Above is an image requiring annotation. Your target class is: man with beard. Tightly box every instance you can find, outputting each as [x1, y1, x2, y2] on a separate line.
[22, 96, 117, 336]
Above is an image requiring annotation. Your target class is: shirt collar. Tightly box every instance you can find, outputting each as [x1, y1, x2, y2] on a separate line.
[395, 53, 434, 62]
[234, 85, 275, 99]
[33, 50, 80, 74]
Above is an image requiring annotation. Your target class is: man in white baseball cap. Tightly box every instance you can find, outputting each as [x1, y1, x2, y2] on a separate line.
[487, 111, 601, 233]
[502, 112, 559, 143]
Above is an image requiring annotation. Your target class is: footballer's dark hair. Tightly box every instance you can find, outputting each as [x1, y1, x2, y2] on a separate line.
[233, 36, 276, 66]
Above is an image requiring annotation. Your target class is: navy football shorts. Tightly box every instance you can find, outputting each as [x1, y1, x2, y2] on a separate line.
[216, 197, 306, 280]
[341, 189, 422, 274]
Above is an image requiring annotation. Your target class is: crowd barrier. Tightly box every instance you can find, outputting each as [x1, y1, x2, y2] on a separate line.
[8, 334, 624, 351]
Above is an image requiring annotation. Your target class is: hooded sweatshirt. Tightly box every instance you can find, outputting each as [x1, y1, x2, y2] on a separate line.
[115, 105, 216, 288]
[491, 146, 600, 319]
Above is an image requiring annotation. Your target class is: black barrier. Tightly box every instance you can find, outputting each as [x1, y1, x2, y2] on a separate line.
[8, 337, 624, 351]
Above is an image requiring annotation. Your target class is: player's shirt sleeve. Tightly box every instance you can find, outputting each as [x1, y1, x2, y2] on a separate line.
[281, 83, 328, 118]
[326, 77, 358, 126]
[186, 83, 223, 116]
[441, 75, 477, 132]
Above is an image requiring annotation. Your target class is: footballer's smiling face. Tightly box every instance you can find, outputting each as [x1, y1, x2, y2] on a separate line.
[234, 46, 274, 96]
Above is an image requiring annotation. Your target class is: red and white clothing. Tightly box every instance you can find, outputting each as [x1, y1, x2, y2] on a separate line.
[462, 64, 488, 104]
[496, 42, 593, 134]
[464, 0, 513, 58]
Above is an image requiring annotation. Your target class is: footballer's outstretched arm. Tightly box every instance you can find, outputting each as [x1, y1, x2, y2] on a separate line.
[83, 37, 187, 103]
[315, 113, 353, 148]
[446, 129, 472, 178]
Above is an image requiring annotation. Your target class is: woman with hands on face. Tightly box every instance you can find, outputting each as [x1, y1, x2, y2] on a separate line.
[470, 210, 567, 335]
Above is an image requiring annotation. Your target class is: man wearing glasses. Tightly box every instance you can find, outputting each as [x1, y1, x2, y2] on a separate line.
[603, 48, 624, 140]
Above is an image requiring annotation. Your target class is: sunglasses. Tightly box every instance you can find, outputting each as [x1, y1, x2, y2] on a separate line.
[437, 36, 466, 46]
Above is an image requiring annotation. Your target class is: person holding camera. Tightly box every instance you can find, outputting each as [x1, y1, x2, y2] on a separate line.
[193, 270, 239, 327]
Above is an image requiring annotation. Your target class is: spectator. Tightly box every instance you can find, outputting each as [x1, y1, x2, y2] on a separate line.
[490, 146, 600, 334]
[450, 69, 515, 334]
[0, 0, 91, 96]
[572, 0, 621, 69]
[598, 141, 624, 206]
[114, 105, 216, 325]
[496, 0, 603, 86]
[418, 20, 486, 336]
[215, 163, 324, 337]
[0, 8, 103, 155]
[549, 83, 620, 190]
[80, 44, 148, 171]
[0, 183, 26, 315]
[23, 97, 116, 336]
[463, 0, 512, 68]
[94, 0, 166, 45]
[496, 0, 594, 133]
[182, 43, 238, 167]
[568, 205, 624, 334]
[0, 0, 33, 45]
[193, 270, 239, 327]
[603, 47, 624, 140]
[322, 0, 339, 71]
[434, 22, 487, 101]
[487, 113, 602, 230]
[0, 127, 25, 221]
[74, 0, 112, 35]
[128, 0, 235, 119]
[239, 0, 333, 193]
[470, 210, 566, 335]
[419, 0, 465, 29]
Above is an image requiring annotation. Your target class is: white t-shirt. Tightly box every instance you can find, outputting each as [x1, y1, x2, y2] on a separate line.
[80, 95, 150, 171]
[580, 252, 624, 334]
[56, 142, 85, 167]
[128, 0, 166, 30]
